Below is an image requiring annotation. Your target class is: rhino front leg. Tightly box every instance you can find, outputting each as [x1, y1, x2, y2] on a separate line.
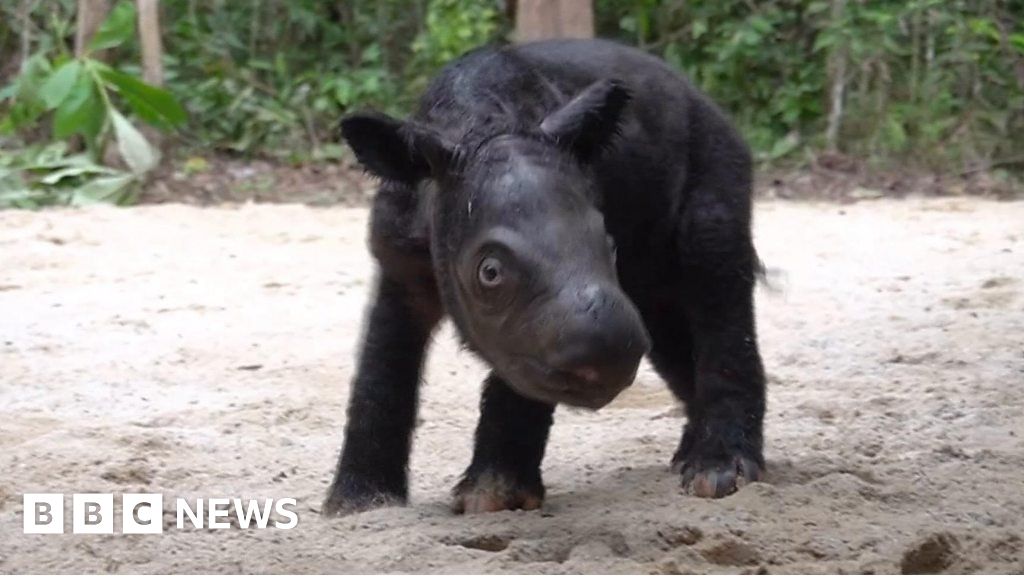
[323, 275, 440, 515]
[452, 374, 554, 514]
[675, 269, 766, 497]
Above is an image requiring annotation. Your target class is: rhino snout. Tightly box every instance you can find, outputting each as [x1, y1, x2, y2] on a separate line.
[537, 283, 650, 408]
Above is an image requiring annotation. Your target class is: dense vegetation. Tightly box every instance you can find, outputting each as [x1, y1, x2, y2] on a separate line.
[2, 0, 1022, 206]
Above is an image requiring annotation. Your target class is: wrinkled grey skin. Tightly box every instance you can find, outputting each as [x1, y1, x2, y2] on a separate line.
[325, 39, 766, 515]
[343, 74, 654, 410]
[437, 136, 652, 409]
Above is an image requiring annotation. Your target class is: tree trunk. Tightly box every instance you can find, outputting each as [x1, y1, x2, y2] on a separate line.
[824, 0, 848, 153]
[338, 1, 362, 67]
[501, 0, 516, 25]
[136, 0, 166, 152]
[18, 0, 32, 68]
[74, 0, 111, 57]
[136, 0, 164, 85]
[515, 0, 593, 43]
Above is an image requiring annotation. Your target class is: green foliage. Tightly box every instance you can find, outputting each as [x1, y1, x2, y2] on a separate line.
[2, 0, 1022, 203]
[2, 0, 503, 177]
[412, 0, 501, 69]
[153, 0, 501, 159]
[0, 142, 135, 208]
[598, 0, 1024, 170]
[1, 0, 186, 207]
[88, 1, 137, 52]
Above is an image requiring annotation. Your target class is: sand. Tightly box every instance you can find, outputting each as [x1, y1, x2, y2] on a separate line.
[0, 198, 1021, 573]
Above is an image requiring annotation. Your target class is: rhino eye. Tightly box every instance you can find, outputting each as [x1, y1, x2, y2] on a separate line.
[477, 256, 504, 288]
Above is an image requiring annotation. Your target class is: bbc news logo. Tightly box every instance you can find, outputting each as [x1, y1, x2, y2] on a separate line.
[23, 494, 298, 534]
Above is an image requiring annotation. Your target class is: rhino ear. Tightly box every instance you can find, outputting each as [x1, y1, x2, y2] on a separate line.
[540, 79, 631, 162]
[340, 112, 455, 183]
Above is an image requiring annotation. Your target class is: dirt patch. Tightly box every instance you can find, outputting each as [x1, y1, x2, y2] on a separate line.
[139, 154, 374, 206]
[1, 198, 1023, 573]
[135, 152, 1023, 208]
[759, 152, 1023, 202]
[901, 532, 961, 574]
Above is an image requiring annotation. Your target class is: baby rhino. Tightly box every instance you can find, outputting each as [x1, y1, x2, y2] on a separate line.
[324, 39, 766, 515]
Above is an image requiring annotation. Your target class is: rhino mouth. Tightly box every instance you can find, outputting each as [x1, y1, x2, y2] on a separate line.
[506, 355, 634, 410]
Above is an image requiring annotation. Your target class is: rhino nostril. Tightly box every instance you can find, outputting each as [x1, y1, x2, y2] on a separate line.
[569, 366, 601, 384]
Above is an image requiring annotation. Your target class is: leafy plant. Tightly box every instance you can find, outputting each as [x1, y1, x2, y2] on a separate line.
[599, 0, 1024, 173]
[1, 1, 186, 207]
[0, 142, 135, 208]
[3, 0, 1022, 194]
[411, 0, 501, 69]
[156, 0, 501, 158]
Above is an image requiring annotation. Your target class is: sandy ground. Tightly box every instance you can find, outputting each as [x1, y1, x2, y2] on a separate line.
[0, 198, 1022, 574]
